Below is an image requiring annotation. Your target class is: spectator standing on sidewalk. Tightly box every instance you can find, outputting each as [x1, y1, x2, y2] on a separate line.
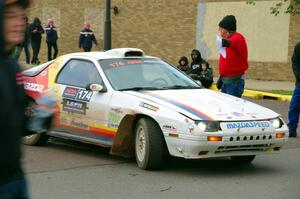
[79, 21, 97, 52]
[217, 15, 248, 98]
[288, 42, 300, 138]
[45, 18, 58, 61]
[0, 0, 31, 198]
[14, 16, 31, 64]
[30, 16, 44, 64]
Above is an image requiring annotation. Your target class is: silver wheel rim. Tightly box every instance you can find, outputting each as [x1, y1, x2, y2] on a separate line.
[136, 126, 146, 162]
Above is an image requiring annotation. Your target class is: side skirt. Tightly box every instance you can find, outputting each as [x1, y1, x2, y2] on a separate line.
[47, 130, 112, 147]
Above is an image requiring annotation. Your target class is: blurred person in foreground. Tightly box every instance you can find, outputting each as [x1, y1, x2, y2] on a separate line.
[217, 15, 248, 97]
[0, 0, 38, 198]
[288, 42, 300, 138]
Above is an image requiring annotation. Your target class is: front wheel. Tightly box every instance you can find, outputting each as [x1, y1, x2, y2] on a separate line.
[134, 118, 164, 170]
[230, 155, 256, 164]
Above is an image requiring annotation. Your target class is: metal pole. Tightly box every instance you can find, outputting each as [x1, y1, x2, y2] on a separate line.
[104, 0, 111, 50]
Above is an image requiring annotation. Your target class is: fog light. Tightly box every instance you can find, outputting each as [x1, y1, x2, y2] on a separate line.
[276, 133, 285, 139]
[207, 136, 222, 142]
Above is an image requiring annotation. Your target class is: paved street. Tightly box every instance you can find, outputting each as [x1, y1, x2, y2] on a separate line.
[23, 99, 300, 199]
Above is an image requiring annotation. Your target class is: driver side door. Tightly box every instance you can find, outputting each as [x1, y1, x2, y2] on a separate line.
[53, 58, 113, 145]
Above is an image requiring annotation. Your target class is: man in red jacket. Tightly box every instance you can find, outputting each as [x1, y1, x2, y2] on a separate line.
[218, 15, 248, 97]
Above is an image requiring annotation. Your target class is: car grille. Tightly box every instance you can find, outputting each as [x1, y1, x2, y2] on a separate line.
[215, 144, 275, 154]
[215, 134, 279, 154]
[227, 134, 273, 142]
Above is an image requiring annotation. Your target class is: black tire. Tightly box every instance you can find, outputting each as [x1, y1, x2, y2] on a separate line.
[134, 118, 164, 170]
[23, 100, 49, 146]
[230, 155, 256, 164]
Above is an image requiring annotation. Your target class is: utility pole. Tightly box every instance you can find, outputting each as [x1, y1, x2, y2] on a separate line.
[104, 0, 111, 50]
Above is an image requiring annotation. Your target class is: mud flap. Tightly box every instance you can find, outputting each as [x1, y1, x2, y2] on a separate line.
[110, 115, 135, 158]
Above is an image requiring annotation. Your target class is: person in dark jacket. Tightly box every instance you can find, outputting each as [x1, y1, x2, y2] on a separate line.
[0, 0, 32, 198]
[288, 42, 300, 137]
[14, 16, 30, 64]
[45, 18, 58, 61]
[199, 63, 213, 88]
[30, 16, 44, 64]
[188, 49, 209, 81]
[79, 21, 97, 52]
[13, 16, 30, 64]
[176, 56, 189, 73]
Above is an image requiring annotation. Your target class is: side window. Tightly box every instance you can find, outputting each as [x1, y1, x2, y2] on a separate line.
[56, 59, 103, 88]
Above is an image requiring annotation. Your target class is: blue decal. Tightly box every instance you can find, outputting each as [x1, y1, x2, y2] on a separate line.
[226, 122, 270, 129]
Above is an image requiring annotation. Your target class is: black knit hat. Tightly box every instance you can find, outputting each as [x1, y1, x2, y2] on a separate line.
[218, 15, 236, 31]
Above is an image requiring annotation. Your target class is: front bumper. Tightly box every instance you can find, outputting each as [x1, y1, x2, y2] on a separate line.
[165, 130, 288, 159]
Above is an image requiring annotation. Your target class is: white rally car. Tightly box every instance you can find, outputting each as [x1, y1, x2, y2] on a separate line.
[23, 48, 288, 170]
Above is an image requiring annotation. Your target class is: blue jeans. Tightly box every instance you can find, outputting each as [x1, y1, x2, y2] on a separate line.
[221, 79, 245, 98]
[0, 178, 29, 199]
[288, 86, 300, 132]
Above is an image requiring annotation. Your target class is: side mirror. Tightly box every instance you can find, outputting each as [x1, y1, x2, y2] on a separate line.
[86, 84, 107, 93]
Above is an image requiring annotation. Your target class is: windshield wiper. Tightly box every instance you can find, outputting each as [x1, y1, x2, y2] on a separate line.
[118, 86, 162, 91]
[162, 85, 201, 90]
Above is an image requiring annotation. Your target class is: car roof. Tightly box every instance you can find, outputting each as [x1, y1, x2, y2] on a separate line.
[65, 48, 156, 60]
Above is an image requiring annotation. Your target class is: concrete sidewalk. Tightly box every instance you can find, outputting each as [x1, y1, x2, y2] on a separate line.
[212, 78, 295, 101]
[243, 79, 294, 101]
[213, 77, 294, 91]
[245, 79, 294, 91]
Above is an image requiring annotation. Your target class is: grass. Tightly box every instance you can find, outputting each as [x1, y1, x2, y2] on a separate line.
[258, 89, 293, 95]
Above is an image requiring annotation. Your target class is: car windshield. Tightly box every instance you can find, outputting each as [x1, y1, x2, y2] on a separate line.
[99, 58, 201, 91]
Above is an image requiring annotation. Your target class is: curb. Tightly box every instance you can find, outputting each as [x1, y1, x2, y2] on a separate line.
[210, 85, 292, 102]
[243, 89, 291, 101]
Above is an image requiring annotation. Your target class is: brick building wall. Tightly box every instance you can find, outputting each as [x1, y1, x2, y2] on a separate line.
[26, 0, 299, 81]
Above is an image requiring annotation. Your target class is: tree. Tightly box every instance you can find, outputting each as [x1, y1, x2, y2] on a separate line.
[247, 0, 300, 16]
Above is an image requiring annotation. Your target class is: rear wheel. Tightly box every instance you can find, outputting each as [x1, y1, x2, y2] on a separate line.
[230, 155, 256, 164]
[23, 100, 49, 146]
[134, 118, 164, 170]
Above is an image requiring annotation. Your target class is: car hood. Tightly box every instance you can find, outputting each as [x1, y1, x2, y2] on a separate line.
[124, 89, 279, 121]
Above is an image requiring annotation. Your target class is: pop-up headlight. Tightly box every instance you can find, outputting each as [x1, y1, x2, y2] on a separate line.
[196, 121, 221, 132]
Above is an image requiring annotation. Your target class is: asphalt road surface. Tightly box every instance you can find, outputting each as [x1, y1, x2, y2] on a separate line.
[23, 99, 300, 199]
